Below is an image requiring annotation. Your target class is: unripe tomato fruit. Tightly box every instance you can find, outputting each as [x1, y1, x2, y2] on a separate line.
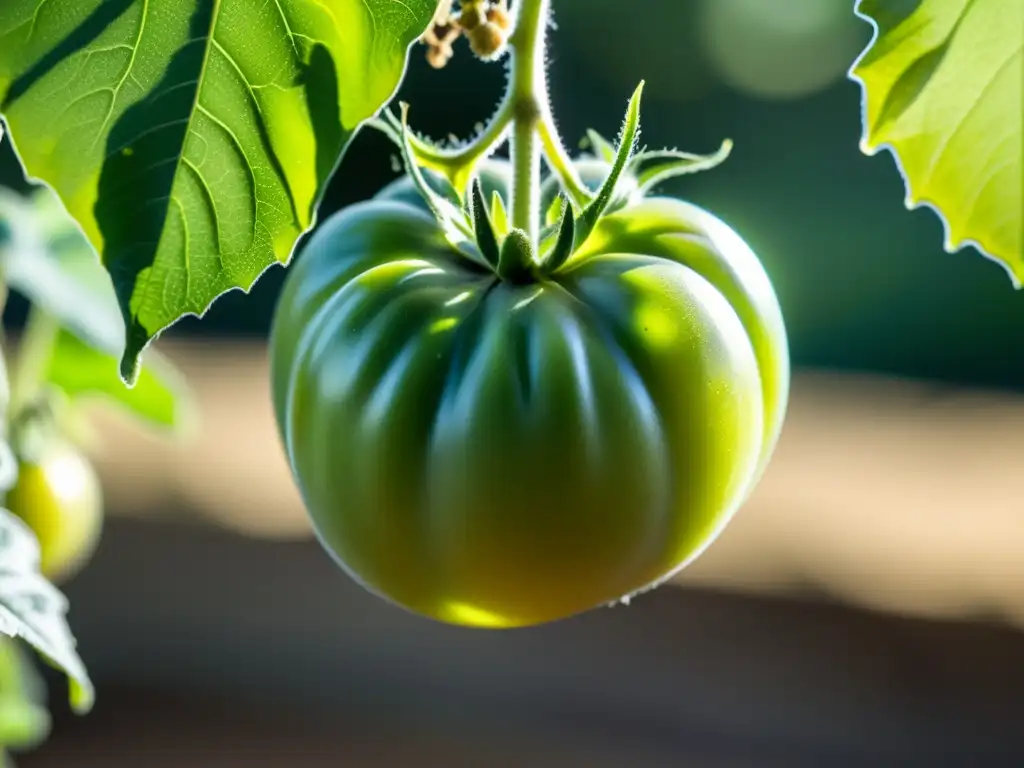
[5, 441, 103, 583]
[270, 160, 788, 628]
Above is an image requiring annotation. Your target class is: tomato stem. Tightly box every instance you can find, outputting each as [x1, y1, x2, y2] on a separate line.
[386, 1, 594, 252]
[9, 307, 58, 418]
[506, 0, 592, 247]
[507, 0, 547, 244]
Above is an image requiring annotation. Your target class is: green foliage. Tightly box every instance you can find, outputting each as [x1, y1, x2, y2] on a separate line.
[0, 639, 49, 753]
[0, 494, 93, 714]
[0, 188, 118, 356]
[0, 187, 192, 432]
[44, 329, 187, 432]
[0, 0, 439, 382]
[0, 0, 1015, 733]
[850, 0, 1022, 283]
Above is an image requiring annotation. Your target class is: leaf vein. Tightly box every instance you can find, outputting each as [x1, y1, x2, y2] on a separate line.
[195, 101, 258, 247]
[137, 0, 223, 331]
[270, 0, 302, 59]
[104, 117, 190, 161]
[919, 46, 1021, 194]
[90, 0, 150, 151]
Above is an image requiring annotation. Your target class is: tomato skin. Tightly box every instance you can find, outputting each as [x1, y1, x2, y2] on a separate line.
[5, 442, 104, 583]
[270, 163, 788, 628]
[376, 163, 789, 473]
[570, 195, 789, 476]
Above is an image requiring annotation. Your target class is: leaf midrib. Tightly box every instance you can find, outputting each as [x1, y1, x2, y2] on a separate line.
[133, 0, 223, 326]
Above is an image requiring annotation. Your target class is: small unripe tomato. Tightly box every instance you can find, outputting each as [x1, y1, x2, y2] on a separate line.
[5, 441, 103, 583]
[270, 160, 788, 628]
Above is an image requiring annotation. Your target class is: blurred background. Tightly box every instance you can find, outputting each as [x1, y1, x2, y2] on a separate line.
[2, 0, 1024, 765]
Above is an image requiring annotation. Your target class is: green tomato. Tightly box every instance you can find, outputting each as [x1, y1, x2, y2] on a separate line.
[270, 161, 788, 628]
[5, 441, 104, 583]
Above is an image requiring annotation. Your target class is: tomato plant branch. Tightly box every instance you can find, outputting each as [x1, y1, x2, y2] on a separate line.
[376, 100, 513, 193]
[9, 308, 57, 417]
[381, 0, 592, 221]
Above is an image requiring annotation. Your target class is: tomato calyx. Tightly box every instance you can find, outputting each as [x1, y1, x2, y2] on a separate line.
[380, 79, 735, 286]
[469, 178, 501, 269]
[469, 177, 542, 284]
[496, 229, 537, 284]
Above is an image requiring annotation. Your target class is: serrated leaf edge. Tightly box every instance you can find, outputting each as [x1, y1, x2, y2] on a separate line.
[1, 9, 439, 385]
[847, 0, 1023, 288]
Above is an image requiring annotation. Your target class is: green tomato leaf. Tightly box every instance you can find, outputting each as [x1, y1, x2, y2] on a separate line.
[0, 188, 121, 354]
[0, 188, 193, 430]
[44, 327, 191, 433]
[850, 0, 1022, 283]
[0, 504, 93, 715]
[0, 0, 439, 383]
